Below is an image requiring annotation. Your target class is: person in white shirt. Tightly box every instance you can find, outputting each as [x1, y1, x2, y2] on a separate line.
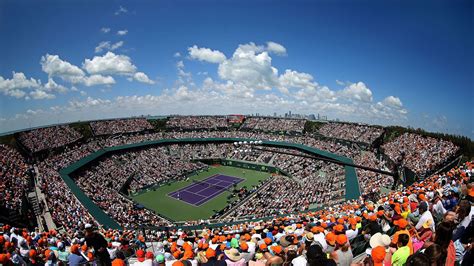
[246, 241, 256, 254]
[107, 243, 117, 260]
[291, 254, 307, 266]
[312, 231, 328, 251]
[432, 196, 446, 220]
[345, 227, 358, 241]
[415, 201, 436, 232]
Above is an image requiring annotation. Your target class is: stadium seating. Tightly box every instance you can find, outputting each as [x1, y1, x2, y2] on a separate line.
[0, 116, 470, 266]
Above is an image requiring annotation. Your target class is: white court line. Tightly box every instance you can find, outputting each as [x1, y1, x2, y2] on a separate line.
[170, 174, 245, 206]
[194, 177, 245, 205]
[167, 173, 220, 196]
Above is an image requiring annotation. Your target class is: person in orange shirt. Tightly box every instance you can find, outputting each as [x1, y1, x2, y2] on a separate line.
[391, 219, 414, 255]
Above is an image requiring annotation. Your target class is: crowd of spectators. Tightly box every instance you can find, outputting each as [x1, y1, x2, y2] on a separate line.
[0, 145, 31, 212]
[90, 118, 153, 136]
[166, 116, 230, 130]
[73, 146, 208, 228]
[382, 133, 460, 177]
[70, 142, 346, 226]
[353, 151, 394, 195]
[240, 117, 306, 133]
[18, 125, 83, 153]
[2, 119, 461, 259]
[227, 163, 345, 218]
[22, 129, 410, 231]
[317, 123, 384, 144]
[1, 160, 472, 266]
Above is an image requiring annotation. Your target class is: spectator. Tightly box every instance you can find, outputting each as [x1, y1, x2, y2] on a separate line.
[415, 202, 435, 232]
[84, 224, 111, 266]
[424, 244, 446, 266]
[331, 234, 352, 266]
[318, 123, 384, 144]
[240, 117, 305, 133]
[382, 133, 459, 177]
[391, 219, 413, 255]
[18, 125, 82, 152]
[167, 116, 230, 130]
[405, 252, 430, 266]
[68, 244, 88, 266]
[91, 118, 153, 136]
[371, 246, 387, 266]
[224, 248, 245, 266]
[391, 233, 410, 266]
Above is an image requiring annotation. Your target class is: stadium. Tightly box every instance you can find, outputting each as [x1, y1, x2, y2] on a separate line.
[1, 115, 473, 265]
[1, 1, 473, 266]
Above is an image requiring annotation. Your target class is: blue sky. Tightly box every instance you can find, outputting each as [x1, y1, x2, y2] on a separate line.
[0, 0, 472, 138]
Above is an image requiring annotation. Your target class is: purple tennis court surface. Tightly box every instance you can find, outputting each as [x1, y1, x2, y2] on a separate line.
[168, 174, 245, 206]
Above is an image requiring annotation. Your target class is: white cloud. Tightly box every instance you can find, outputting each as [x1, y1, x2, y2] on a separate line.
[1, 80, 410, 135]
[382, 96, 403, 108]
[110, 41, 124, 50]
[83, 52, 137, 75]
[218, 43, 278, 90]
[132, 72, 155, 84]
[30, 89, 55, 100]
[188, 45, 226, 63]
[266, 41, 287, 55]
[101, 27, 111, 33]
[26, 109, 41, 115]
[279, 69, 317, 92]
[82, 52, 153, 85]
[0, 72, 41, 98]
[40, 54, 119, 87]
[202, 77, 255, 99]
[44, 78, 68, 93]
[373, 98, 408, 119]
[293, 85, 337, 103]
[174, 86, 194, 101]
[117, 30, 128, 36]
[95, 42, 110, 53]
[187, 42, 289, 91]
[0, 41, 415, 135]
[115, 5, 128, 15]
[95, 41, 124, 53]
[236, 42, 265, 53]
[40, 54, 85, 83]
[83, 75, 115, 87]
[174, 52, 181, 58]
[340, 81, 373, 102]
[176, 60, 192, 84]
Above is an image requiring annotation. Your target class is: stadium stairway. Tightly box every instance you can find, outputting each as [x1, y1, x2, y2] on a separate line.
[27, 192, 42, 216]
[267, 154, 277, 165]
[33, 166, 57, 230]
[219, 177, 275, 219]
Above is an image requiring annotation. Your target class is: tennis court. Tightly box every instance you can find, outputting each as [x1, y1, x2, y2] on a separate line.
[132, 166, 269, 221]
[168, 174, 244, 206]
